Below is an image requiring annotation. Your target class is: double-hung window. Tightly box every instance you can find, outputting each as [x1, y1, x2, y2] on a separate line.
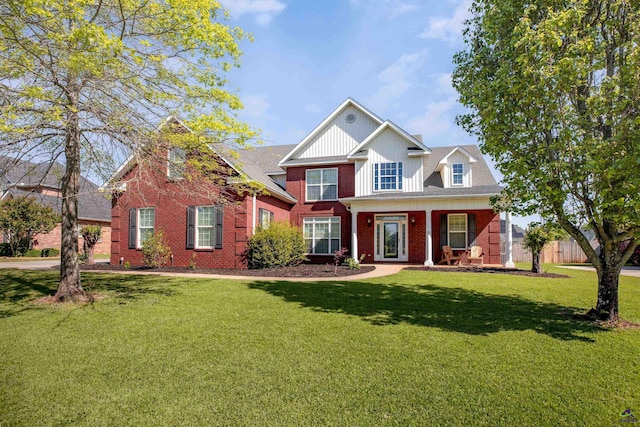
[187, 205, 223, 249]
[259, 208, 275, 229]
[168, 147, 186, 179]
[303, 217, 340, 255]
[448, 214, 467, 250]
[452, 163, 463, 186]
[306, 168, 338, 201]
[374, 162, 403, 191]
[195, 206, 215, 248]
[137, 208, 155, 247]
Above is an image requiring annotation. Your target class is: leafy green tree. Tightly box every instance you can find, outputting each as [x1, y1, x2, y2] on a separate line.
[453, 0, 640, 324]
[0, 1, 255, 301]
[80, 225, 102, 265]
[0, 197, 59, 256]
[523, 222, 565, 274]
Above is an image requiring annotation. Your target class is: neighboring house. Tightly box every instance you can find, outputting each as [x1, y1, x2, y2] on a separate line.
[0, 156, 112, 253]
[108, 99, 508, 268]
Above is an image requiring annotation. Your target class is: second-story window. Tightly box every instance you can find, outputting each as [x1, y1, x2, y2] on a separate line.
[374, 162, 403, 191]
[306, 168, 338, 201]
[168, 147, 186, 179]
[452, 163, 464, 185]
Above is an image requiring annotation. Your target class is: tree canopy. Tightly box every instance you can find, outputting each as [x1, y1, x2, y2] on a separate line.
[0, 0, 256, 300]
[0, 197, 59, 256]
[453, 0, 640, 323]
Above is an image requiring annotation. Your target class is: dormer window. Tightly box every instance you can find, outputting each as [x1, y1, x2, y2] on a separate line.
[452, 163, 464, 186]
[168, 147, 186, 179]
[374, 162, 403, 191]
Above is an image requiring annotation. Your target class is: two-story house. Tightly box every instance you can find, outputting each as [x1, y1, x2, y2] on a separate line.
[109, 99, 511, 268]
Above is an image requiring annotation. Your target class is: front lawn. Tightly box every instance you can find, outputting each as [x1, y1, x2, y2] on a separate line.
[1, 266, 639, 425]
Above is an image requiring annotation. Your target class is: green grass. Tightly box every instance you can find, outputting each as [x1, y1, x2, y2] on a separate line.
[1, 266, 639, 426]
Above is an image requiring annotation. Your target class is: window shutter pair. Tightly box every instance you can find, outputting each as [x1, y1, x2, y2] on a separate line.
[186, 206, 223, 249]
[439, 213, 476, 248]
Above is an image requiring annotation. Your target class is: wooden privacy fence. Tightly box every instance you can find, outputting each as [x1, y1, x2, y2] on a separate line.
[501, 240, 597, 264]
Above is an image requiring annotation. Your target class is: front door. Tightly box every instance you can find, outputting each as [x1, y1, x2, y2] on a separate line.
[374, 215, 408, 262]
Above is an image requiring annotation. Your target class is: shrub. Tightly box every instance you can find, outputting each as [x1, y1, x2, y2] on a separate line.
[40, 248, 60, 257]
[333, 247, 349, 273]
[23, 249, 41, 257]
[246, 222, 307, 269]
[0, 243, 11, 257]
[81, 225, 102, 264]
[142, 230, 172, 268]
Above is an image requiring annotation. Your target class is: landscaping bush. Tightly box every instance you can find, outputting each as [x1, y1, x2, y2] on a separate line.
[142, 230, 172, 268]
[246, 222, 307, 269]
[40, 248, 60, 257]
[0, 243, 11, 257]
[23, 249, 41, 257]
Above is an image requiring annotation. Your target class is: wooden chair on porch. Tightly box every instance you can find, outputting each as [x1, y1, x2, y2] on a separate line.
[466, 246, 484, 266]
[438, 246, 462, 265]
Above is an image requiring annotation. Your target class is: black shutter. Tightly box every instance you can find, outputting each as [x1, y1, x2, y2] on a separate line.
[439, 214, 448, 247]
[214, 206, 223, 249]
[128, 208, 137, 249]
[467, 214, 476, 247]
[186, 206, 195, 249]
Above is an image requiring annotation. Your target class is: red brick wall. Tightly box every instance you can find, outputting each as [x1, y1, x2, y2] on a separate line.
[31, 221, 111, 254]
[110, 162, 292, 269]
[432, 209, 500, 264]
[286, 163, 354, 263]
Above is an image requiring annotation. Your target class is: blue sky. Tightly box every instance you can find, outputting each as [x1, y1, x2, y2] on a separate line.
[218, 0, 536, 227]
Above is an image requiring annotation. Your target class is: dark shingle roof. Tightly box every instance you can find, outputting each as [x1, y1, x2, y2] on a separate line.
[0, 156, 111, 222]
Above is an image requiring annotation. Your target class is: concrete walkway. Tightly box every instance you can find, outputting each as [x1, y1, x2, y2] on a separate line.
[558, 265, 640, 278]
[0, 260, 409, 281]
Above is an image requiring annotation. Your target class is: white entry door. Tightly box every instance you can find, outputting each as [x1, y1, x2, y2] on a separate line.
[374, 215, 408, 262]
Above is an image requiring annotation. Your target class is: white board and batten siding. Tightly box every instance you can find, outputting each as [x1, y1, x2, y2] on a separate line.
[354, 128, 423, 197]
[295, 106, 380, 159]
[349, 197, 493, 214]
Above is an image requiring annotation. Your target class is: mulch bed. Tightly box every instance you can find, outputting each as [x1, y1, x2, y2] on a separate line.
[81, 263, 375, 278]
[405, 266, 569, 278]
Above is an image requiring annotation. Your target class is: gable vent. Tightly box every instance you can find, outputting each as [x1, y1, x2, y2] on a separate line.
[345, 113, 356, 123]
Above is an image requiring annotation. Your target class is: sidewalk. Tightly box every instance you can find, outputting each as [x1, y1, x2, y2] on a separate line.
[1, 260, 409, 281]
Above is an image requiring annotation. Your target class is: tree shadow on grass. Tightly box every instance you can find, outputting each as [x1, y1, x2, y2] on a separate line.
[0, 269, 177, 318]
[248, 280, 605, 341]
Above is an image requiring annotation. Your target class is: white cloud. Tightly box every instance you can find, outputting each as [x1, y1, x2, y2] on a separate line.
[383, 0, 421, 20]
[419, 0, 471, 45]
[242, 95, 270, 117]
[364, 51, 427, 112]
[220, 0, 286, 26]
[304, 103, 322, 114]
[405, 99, 457, 138]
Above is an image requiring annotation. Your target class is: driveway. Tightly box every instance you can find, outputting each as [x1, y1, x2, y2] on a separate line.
[559, 265, 640, 278]
[0, 259, 109, 270]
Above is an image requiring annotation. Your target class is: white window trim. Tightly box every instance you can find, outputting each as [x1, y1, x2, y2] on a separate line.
[303, 217, 341, 255]
[258, 208, 274, 229]
[195, 206, 215, 249]
[374, 161, 403, 192]
[137, 207, 155, 249]
[448, 213, 467, 250]
[451, 163, 464, 186]
[305, 168, 338, 202]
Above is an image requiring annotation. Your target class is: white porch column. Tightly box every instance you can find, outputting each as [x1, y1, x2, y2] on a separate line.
[505, 212, 515, 269]
[351, 210, 359, 263]
[424, 209, 434, 266]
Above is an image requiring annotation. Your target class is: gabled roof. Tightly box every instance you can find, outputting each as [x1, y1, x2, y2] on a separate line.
[347, 120, 431, 159]
[278, 98, 384, 167]
[423, 145, 499, 189]
[434, 146, 478, 172]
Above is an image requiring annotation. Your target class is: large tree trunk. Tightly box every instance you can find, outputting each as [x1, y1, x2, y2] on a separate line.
[54, 98, 85, 302]
[531, 252, 541, 274]
[592, 245, 623, 324]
